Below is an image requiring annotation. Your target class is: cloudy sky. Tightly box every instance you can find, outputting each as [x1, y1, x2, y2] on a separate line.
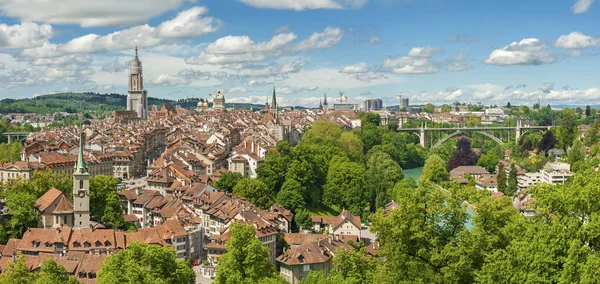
[0, 0, 599, 106]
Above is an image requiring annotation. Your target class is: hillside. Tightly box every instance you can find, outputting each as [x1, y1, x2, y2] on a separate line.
[0, 93, 264, 114]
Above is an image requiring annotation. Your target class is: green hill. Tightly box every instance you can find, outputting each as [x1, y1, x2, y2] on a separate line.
[0, 92, 264, 115]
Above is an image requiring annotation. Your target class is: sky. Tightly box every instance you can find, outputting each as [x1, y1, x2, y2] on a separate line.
[0, 0, 599, 107]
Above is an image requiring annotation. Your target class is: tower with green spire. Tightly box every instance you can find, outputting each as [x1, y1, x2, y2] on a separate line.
[73, 124, 90, 229]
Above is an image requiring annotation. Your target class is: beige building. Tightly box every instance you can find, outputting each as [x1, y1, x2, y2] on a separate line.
[311, 209, 362, 239]
[0, 161, 44, 183]
[35, 187, 74, 229]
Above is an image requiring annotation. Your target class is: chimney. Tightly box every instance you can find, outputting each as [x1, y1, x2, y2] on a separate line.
[11, 250, 16, 261]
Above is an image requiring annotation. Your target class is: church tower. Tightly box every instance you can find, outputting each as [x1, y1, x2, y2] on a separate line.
[270, 87, 278, 119]
[127, 47, 148, 119]
[73, 124, 90, 229]
[323, 93, 328, 110]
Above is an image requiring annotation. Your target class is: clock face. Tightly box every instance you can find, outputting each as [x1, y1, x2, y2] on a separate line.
[78, 191, 86, 198]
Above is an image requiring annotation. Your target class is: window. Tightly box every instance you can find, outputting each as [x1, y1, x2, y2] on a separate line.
[95, 241, 101, 247]
[32, 242, 39, 248]
[84, 242, 90, 248]
[105, 241, 111, 247]
[176, 237, 185, 243]
[176, 245, 186, 250]
[80, 180, 84, 189]
[73, 242, 80, 248]
[45, 242, 51, 248]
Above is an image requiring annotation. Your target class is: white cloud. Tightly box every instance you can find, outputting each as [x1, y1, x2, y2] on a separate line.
[155, 7, 222, 38]
[555, 32, 600, 49]
[236, 0, 367, 10]
[369, 35, 380, 44]
[239, 61, 306, 77]
[407, 46, 441, 57]
[292, 27, 343, 52]
[484, 38, 555, 66]
[354, 72, 387, 82]
[22, 7, 220, 56]
[339, 62, 369, 73]
[539, 82, 554, 93]
[186, 33, 297, 65]
[274, 25, 291, 34]
[152, 74, 189, 85]
[248, 80, 269, 87]
[0, 22, 53, 50]
[186, 27, 342, 65]
[275, 87, 295, 94]
[444, 52, 472, 72]
[100, 58, 130, 73]
[229, 87, 248, 94]
[382, 56, 438, 74]
[572, 0, 594, 14]
[0, 0, 185, 27]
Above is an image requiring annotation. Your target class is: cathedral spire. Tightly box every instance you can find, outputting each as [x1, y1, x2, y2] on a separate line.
[272, 87, 277, 109]
[74, 122, 87, 175]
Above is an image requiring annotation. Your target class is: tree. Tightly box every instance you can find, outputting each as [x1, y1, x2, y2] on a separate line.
[496, 162, 507, 195]
[447, 138, 479, 171]
[360, 112, 380, 126]
[419, 154, 449, 185]
[98, 242, 194, 284]
[101, 192, 124, 229]
[215, 222, 284, 284]
[90, 175, 119, 221]
[539, 130, 558, 154]
[294, 209, 312, 230]
[466, 117, 481, 127]
[31, 170, 71, 198]
[333, 248, 379, 283]
[366, 151, 403, 211]
[323, 159, 367, 216]
[233, 179, 274, 209]
[477, 152, 500, 173]
[584, 121, 599, 146]
[507, 164, 518, 196]
[339, 132, 364, 162]
[440, 105, 452, 113]
[215, 172, 245, 193]
[0, 255, 36, 284]
[422, 103, 435, 114]
[1, 187, 37, 242]
[586, 105, 591, 117]
[568, 139, 586, 165]
[558, 108, 577, 149]
[275, 179, 306, 212]
[36, 258, 80, 284]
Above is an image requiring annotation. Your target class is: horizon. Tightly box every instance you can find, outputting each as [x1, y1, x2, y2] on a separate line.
[0, 1, 598, 107]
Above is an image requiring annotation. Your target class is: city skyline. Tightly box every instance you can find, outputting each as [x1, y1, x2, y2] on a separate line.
[0, 0, 598, 107]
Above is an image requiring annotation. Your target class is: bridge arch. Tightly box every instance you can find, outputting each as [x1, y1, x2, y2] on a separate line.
[431, 130, 504, 149]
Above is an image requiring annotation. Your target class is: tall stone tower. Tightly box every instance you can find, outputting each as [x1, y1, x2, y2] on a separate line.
[212, 90, 225, 111]
[270, 87, 278, 119]
[73, 125, 90, 229]
[323, 93, 328, 110]
[127, 47, 148, 119]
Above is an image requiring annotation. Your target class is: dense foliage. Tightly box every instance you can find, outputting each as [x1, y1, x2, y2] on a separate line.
[0, 256, 79, 284]
[98, 242, 194, 284]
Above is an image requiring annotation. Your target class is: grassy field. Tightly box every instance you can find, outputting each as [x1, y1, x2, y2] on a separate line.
[306, 203, 341, 216]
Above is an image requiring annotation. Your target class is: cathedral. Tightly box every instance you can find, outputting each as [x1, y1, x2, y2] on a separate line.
[127, 47, 148, 120]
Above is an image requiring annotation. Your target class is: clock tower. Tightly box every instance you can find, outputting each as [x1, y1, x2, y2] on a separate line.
[73, 124, 90, 229]
[127, 46, 148, 119]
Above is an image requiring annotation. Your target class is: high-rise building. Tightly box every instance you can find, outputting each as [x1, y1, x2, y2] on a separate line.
[400, 97, 409, 109]
[364, 99, 383, 111]
[127, 47, 148, 119]
[73, 125, 90, 229]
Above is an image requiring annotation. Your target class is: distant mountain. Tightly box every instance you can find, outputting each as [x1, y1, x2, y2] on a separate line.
[0, 92, 264, 114]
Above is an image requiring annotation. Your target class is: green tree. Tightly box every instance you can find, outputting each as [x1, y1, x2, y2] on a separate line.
[233, 179, 274, 209]
[31, 170, 71, 198]
[440, 105, 452, 113]
[360, 112, 381, 126]
[422, 103, 435, 114]
[366, 151, 403, 211]
[419, 154, 449, 185]
[35, 258, 80, 284]
[333, 248, 379, 283]
[568, 139, 587, 165]
[323, 159, 367, 216]
[98, 242, 194, 284]
[496, 162, 507, 195]
[215, 222, 284, 284]
[584, 121, 599, 146]
[507, 164, 518, 196]
[215, 172, 245, 193]
[294, 209, 312, 230]
[89, 175, 119, 220]
[0, 255, 37, 284]
[101, 192, 124, 229]
[275, 179, 306, 212]
[477, 152, 500, 173]
[1, 188, 37, 241]
[339, 132, 364, 162]
[466, 116, 481, 127]
[558, 108, 577, 149]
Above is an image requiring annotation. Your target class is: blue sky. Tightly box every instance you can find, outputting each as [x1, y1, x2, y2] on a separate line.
[0, 0, 598, 107]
